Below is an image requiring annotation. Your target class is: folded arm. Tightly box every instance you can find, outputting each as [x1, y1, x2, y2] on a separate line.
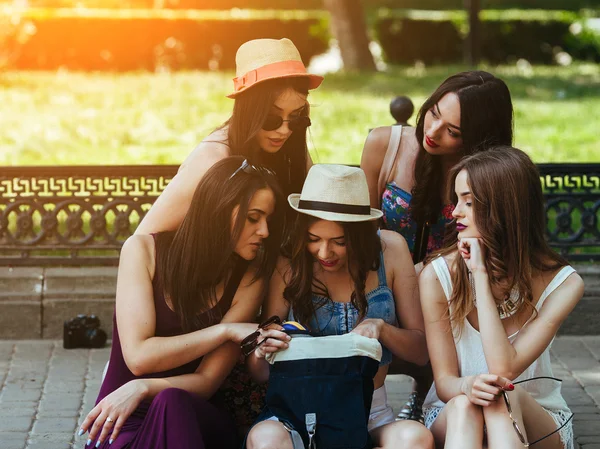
[116, 234, 265, 376]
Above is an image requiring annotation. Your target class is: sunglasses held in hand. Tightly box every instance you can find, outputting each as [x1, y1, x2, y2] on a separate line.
[502, 376, 573, 447]
[240, 316, 283, 357]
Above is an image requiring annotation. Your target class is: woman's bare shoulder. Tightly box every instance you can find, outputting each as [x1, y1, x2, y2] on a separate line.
[120, 234, 157, 277]
[363, 126, 392, 154]
[181, 128, 231, 169]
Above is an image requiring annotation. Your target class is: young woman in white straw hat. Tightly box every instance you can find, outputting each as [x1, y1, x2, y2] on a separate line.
[244, 164, 434, 449]
[136, 38, 323, 235]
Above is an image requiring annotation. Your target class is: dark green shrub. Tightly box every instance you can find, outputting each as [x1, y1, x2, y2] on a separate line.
[376, 11, 600, 64]
[376, 18, 462, 64]
[480, 20, 572, 63]
[10, 10, 329, 71]
[564, 21, 600, 62]
[22, 0, 600, 10]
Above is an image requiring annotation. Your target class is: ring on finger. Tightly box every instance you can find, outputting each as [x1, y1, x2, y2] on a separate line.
[106, 416, 114, 423]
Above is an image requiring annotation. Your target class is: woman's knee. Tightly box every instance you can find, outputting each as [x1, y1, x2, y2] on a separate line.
[446, 395, 483, 421]
[378, 421, 434, 449]
[154, 387, 196, 407]
[246, 421, 293, 449]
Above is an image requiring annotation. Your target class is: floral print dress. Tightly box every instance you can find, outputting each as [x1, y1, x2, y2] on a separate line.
[381, 182, 454, 259]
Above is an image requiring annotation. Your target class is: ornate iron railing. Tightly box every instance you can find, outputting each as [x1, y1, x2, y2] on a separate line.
[0, 165, 177, 265]
[0, 163, 598, 265]
[539, 163, 599, 262]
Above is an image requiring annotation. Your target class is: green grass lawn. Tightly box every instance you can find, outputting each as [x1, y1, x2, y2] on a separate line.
[0, 63, 598, 166]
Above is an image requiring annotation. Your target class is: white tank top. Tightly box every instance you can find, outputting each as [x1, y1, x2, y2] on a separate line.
[423, 256, 574, 412]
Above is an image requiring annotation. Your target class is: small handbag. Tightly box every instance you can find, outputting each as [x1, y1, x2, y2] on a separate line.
[261, 333, 382, 449]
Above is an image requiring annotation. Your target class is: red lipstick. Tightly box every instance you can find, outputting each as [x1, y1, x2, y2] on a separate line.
[425, 136, 439, 148]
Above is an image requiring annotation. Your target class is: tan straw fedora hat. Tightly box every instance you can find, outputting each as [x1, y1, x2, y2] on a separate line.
[288, 165, 383, 222]
[227, 38, 324, 99]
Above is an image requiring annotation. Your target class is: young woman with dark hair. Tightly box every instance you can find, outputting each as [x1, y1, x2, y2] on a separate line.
[244, 165, 433, 449]
[420, 147, 583, 449]
[361, 70, 513, 262]
[136, 38, 322, 235]
[77, 157, 285, 449]
[360, 70, 514, 422]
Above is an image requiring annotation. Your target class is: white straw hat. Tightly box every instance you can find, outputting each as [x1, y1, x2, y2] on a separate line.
[288, 165, 383, 222]
[227, 38, 323, 98]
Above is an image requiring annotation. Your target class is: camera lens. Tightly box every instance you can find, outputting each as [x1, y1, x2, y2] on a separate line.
[85, 328, 107, 348]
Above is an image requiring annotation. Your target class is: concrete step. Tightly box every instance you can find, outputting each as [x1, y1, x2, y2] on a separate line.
[0, 267, 116, 339]
[0, 264, 597, 339]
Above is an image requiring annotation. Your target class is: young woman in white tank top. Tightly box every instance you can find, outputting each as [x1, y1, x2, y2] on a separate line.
[419, 146, 584, 449]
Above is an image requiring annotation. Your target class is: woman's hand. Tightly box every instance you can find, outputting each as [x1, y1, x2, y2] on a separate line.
[461, 374, 514, 407]
[79, 379, 149, 446]
[253, 327, 291, 360]
[351, 318, 384, 340]
[457, 238, 487, 274]
[223, 322, 267, 345]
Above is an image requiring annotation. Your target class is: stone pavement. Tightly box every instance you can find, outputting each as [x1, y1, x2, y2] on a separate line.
[0, 337, 599, 449]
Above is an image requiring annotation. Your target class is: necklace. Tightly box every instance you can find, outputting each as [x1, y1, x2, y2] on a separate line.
[469, 274, 521, 320]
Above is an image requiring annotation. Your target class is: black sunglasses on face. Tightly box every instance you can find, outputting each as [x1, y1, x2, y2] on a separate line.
[228, 159, 276, 181]
[502, 376, 573, 447]
[240, 315, 282, 357]
[262, 115, 311, 132]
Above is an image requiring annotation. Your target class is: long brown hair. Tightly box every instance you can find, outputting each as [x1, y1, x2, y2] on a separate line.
[432, 146, 567, 335]
[155, 156, 284, 332]
[284, 215, 381, 329]
[225, 77, 311, 199]
[412, 71, 514, 235]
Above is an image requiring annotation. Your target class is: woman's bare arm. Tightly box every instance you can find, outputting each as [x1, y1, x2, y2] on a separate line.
[377, 230, 428, 366]
[116, 234, 264, 376]
[419, 261, 465, 403]
[135, 141, 230, 235]
[476, 269, 583, 380]
[246, 256, 292, 383]
[360, 127, 391, 209]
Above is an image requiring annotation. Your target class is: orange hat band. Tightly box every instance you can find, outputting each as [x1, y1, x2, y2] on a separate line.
[232, 60, 309, 94]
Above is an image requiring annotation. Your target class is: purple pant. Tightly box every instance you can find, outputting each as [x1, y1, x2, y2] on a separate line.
[89, 388, 237, 449]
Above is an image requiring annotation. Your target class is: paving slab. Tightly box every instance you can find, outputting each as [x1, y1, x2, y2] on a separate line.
[0, 337, 597, 448]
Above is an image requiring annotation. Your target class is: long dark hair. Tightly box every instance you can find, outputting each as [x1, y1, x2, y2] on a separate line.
[433, 146, 567, 335]
[155, 156, 284, 332]
[412, 71, 514, 228]
[225, 77, 311, 199]
[284, 215, 382, 329]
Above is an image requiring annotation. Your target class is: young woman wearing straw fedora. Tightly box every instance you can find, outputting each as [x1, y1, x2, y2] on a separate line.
[243, 165, 434, 449]
[77, 157, 286, 449]
[360, 70, 514, 424]
[136, 38, 322, 236]
[420, 147, 582, 449]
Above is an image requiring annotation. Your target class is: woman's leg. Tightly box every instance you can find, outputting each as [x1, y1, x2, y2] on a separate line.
[127, 388, 237, 449]
[430, 395, 484, 449]
[370, 420, 434, 449]
[484, 386, 564, 449]
[246, 420, 294, 449]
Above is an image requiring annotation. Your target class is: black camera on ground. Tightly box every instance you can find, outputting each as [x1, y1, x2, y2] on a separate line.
[63, 314, 107, 349]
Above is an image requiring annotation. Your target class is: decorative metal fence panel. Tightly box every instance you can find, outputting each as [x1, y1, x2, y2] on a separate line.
[0, 165, 177, 265]
[0, 163, 598, 265]
[538, 163, 600, 262]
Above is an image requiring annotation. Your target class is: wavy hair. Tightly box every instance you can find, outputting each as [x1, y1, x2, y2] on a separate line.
[412, 71, 514, 234]
[155, 156, 284, 332]
[432, 146, 567, 336]
[284, 215, 381, 329]
[225, 77, 311, 200]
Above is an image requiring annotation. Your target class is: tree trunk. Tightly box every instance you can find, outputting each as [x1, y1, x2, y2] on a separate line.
[464, 0, 481, 66]
[323, 0, 376, 71]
